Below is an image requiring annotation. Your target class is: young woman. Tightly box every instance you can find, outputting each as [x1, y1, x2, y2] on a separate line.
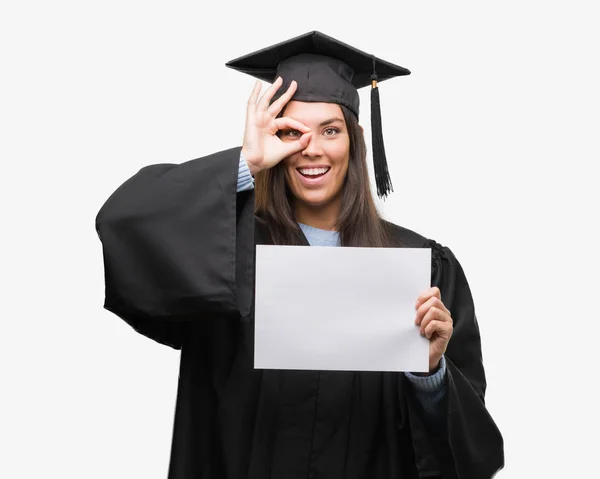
[96, 32, 504, 479]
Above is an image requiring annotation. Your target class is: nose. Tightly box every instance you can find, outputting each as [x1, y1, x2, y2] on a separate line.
[301, 134, 323, 158]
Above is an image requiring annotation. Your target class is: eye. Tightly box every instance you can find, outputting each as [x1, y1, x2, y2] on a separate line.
[323, 127, 339, 136]
[283, 129, 301, 138]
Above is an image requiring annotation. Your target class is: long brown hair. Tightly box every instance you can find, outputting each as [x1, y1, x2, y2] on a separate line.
[255, 104, 396, 247]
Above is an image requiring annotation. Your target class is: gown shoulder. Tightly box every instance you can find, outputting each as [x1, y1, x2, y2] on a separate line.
[382, 220, 459, 278]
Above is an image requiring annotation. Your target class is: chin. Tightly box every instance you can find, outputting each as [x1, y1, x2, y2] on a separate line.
[299, 195, 328, 207]
[295, 189, 339, 208]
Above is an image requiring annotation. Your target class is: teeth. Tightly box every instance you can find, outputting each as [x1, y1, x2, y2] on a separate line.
[299, 167, 330, 176]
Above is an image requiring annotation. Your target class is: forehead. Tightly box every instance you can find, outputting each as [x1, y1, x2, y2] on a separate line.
[282, 101, 344, 124]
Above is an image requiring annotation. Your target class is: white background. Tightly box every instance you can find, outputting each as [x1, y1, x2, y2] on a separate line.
[1, 1, 598, 478]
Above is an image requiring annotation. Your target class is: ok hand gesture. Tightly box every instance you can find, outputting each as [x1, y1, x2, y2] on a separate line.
[242, 77, 313, 175]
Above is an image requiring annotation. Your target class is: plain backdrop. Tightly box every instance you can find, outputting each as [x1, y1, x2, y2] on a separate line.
[1, 1, 599, 478]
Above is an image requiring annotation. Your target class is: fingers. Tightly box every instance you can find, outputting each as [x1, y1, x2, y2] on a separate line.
[257, 76, 284, 112]
[417, 305, 452, 336]
[423, 319, 453, 340]
[274, 117, 311, 135]
[415, 286, 441, 309]
[247, 80, 262, 107]
[268, 80, 298, 117]
[415, 295, 449, 326]
[246, 80, 262, 120]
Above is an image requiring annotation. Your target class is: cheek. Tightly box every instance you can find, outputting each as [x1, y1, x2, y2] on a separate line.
[283, 159, 301, 193]
[328, 142, 350, 172]
[283, 157, 296, 181]
[283, 155, 301, 174]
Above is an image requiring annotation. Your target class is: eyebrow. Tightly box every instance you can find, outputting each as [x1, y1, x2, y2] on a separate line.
[318, 117, 345, 127]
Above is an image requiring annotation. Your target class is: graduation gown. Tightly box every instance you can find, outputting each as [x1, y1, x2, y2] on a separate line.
[96, 147, 504, 479]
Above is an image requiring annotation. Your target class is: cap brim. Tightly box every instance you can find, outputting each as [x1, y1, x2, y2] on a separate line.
[226, 30, 410, 88]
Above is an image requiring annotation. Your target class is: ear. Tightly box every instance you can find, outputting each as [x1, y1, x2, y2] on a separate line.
[359, 124, 364, 135]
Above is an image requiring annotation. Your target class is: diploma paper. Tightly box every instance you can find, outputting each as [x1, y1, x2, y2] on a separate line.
[254, 245, 431, 372]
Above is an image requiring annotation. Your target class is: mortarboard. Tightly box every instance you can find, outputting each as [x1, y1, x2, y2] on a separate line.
[226, 31, 411, 199]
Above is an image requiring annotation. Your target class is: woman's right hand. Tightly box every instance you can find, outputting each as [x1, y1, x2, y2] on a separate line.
[241, 77, 313, 176]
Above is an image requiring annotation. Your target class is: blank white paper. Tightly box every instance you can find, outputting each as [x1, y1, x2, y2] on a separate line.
[254, 245, 431, 372]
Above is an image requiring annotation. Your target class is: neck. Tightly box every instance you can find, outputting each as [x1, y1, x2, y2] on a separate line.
[293, 198, 341, 231]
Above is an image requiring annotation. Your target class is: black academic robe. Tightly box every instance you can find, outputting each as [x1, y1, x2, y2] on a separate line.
[96, 147, 504, 479]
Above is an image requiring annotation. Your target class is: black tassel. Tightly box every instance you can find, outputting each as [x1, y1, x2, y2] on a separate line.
[371, 66, 393, 199]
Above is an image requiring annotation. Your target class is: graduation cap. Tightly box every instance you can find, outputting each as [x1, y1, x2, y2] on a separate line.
[226, 31, 410, 199]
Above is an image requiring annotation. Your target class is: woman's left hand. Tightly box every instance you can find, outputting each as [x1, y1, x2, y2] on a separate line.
[415, 287, 453, 373]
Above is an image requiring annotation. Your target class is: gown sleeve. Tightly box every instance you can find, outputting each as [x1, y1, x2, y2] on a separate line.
[410, 239, 505, 478]
[95, 147, 255, 349]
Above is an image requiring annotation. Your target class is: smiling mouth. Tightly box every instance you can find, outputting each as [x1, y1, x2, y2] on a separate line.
[297, 167, 331, 179]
